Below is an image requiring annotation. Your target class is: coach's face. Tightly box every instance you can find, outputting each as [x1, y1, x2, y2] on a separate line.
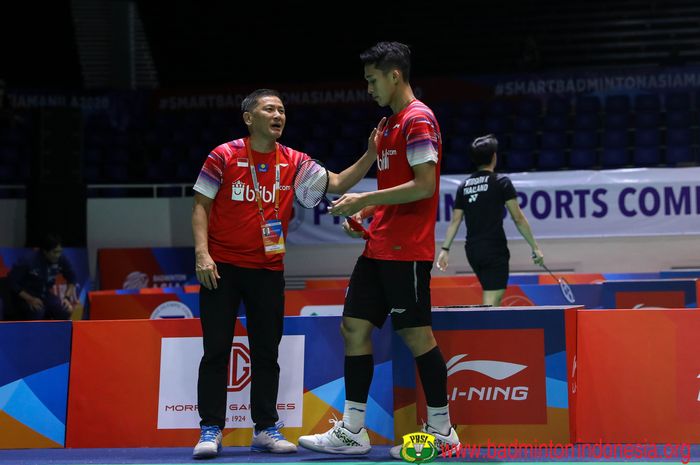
[245, 96, 286, 140]
[365, 64, 397, 107]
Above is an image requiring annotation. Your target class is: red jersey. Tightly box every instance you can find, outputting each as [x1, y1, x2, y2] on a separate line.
[193, 138, 309, 270]
[364, 100, 441, 261]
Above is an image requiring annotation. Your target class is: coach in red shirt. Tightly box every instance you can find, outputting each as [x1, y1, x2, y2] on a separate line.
[190, 89, 379, 458]
[298, 42, 460, 459]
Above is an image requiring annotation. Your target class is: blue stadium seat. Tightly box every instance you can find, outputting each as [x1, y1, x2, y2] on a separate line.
[513, 117, 538, 132]
[634, 94, 660, 112]
[633, 147, 661, 166]
[573, 113, 599, 130]
[569, 148, 598, 169]
[311, 124, 335, 140]
[605, 95, 630, 114]
[452, 118, 483, 135]
[603, 129, 628, 148]
[666, 110, 691, 128]
[600, 147, 630, 168]
[537, 149, 566, 170]
[575, 95, 601, 114]
[634, 128, 660, 147]
[604, 113, 630, 129]
[339, 122, 367, 140]
[331, 139, 362, 159]
[503, 150, 534, 172]
[105, 163, 130, 183]
[546, 96, 570, 115]
[635, 111, 660, 128]
[302, 139, 330, 159]
[446, 136, 472, 156]
[542, 114, 568, 131]
[0, 165, 16, 183]
[572, 131, 598, 149]
[443, 152, 472, 174]
[484, 116, 511, 134]
[541, 131, 567, 149]
[511, 133, 537, 150]
[666, 128, 692, 146]
[486, 99, 513, 116]
[666, 145, 694, 165]
[665, 92, 691, 111]
[516, 98, 541, 117]
[457, 101, 483, 118]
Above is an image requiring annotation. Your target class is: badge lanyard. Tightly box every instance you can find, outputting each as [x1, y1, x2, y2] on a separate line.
[244, 138, 281, 225]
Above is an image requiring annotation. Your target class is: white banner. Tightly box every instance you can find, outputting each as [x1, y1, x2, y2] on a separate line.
[287, 167, 700, 243]
[157, 336, 304, 429]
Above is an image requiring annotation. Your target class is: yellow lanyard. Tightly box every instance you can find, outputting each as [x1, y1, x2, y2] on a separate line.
[245, 137, 281, 224]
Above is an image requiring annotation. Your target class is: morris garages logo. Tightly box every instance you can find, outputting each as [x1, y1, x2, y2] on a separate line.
[417, 329, 546, 425]
[228, 342, 251, 391]
[157, 336, 304, 429]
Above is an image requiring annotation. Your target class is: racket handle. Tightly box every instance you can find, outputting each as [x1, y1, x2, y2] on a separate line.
[346, 217, 369, 239]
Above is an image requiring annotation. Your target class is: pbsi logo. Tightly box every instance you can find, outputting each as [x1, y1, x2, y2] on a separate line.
[227, 342, 251, 391]
[231, 181, 278, 203]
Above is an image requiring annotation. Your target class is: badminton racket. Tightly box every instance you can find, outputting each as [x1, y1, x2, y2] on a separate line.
[540, 263, 576, 304]
[292, 158, 369, 239]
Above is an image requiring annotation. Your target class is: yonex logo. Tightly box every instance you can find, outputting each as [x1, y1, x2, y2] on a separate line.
[468, 194, 479, 203]
[446, 354, 527, 380]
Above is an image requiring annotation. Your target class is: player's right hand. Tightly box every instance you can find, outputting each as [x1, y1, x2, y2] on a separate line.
[437, 250, 449, 271]
[367, 117, 387, 156]
[196, 252, 221, 290]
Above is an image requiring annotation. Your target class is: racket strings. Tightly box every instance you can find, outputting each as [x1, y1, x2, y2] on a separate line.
[293, 161, 328, 208]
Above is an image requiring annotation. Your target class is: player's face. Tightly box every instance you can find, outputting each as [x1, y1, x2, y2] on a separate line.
[43, 245, 63, 264]
[247, 96, 286, 140]
[364, 64, 395, 107]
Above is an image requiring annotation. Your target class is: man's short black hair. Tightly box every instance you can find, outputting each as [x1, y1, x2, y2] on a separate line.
[39, 233, 62, 252]
[471, 134, 498, 166]
[240, 89, 282, 114]
[360, 41, 411, 82]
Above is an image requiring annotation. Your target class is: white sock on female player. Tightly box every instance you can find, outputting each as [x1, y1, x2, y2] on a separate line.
[342, 400, 367, 433]
[427, 404, 451, 436]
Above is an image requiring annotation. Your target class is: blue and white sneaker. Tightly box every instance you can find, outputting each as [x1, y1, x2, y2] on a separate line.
[193, 425, 223, 459]
[251, 422, 297, 453]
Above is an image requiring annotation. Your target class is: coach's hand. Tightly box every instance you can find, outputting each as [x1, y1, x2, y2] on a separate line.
[531, 248, 544, 266]
[437, 249, 449, 271]
[196, 251, 221, 290]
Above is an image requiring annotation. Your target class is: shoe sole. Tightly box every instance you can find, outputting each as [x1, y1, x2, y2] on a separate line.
[192, 444, 222, 459]
[298, 439, 370, 455]
[251, 445, 297, 454]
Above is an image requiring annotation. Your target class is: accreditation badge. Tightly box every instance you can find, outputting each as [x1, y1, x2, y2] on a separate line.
[261, 219, 285, 255]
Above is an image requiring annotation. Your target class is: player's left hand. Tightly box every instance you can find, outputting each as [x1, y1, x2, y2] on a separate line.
[329, 193, 367, 217]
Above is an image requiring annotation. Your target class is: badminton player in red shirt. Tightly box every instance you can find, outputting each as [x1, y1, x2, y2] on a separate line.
[298, 42, 460, 459]
[191, 89, 381, 458]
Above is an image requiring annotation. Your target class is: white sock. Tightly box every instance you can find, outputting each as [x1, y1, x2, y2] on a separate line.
[342, 400, 366, 433]
[427, 405, 451, 436]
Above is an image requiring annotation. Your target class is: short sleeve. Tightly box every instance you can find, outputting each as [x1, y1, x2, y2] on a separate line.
[404, 116, 439, 167]
[193, 148, 226, 199]
[454, 181, 466, 211]
[499, 175, 517, 201]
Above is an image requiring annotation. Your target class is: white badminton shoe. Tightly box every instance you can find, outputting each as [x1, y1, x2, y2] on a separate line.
[298, 419, 371, 454]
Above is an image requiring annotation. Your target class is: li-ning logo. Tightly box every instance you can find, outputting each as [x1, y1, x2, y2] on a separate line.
[227, 342, 251, 392]
[446, 353, 529, 401]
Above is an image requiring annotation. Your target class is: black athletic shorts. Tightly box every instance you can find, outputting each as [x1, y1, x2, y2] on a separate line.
[466, 245, 510, 291]
[343, 256, 432, 330]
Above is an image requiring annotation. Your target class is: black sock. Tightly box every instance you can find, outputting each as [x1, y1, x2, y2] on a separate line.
[415, 346, 448, 407]
[344, 354, 374, 403]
